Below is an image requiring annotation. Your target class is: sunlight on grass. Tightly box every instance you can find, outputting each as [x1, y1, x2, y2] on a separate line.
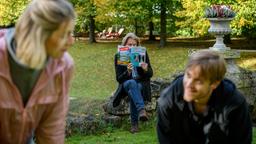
[237, 52, 256, 72]
[237, 57, 256, 71]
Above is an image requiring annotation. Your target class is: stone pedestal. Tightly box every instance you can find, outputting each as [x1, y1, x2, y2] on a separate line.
[208, 18, 233, 51]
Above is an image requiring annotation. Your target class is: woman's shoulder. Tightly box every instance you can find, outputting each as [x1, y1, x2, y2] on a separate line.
[0, 35, 7, 57]
[61, 52, 74, 68]
[0, 28, 13, 54]
[50, 52, 74, 72]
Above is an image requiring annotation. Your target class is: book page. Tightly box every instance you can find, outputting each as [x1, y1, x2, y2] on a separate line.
[130, 46, 146, 67]
[117, 46, 146, 67]
[117, 45, 130, 65]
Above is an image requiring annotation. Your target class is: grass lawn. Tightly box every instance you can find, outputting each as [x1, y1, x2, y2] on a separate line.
[65, 128, 157, 144]
[66, 40, 256, 143]
[254, 128, 256, 144]
[65, 126, 256, 144]
[69, 41, 197, 100]
[68, 41, 256, 100]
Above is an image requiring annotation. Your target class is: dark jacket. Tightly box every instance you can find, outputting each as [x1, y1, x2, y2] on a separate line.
[113, 52, 153, 107]
[157, 75, 252, 144]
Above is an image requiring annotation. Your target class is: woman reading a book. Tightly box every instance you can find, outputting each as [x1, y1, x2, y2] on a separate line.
[113, 33, 153, 133]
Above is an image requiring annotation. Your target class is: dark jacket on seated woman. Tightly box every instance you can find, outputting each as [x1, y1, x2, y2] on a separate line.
[113, 52, 153, 107]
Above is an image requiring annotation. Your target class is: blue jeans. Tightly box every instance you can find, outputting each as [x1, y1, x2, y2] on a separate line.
[123, 79, 144, 125]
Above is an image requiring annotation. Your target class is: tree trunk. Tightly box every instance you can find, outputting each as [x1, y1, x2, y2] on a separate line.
[159, 0, 167, 48]
[148, 21, 156, 41]
[147, 7, 156, 41]
[89, 15, 96, 43]
[134, 18, 138, 36]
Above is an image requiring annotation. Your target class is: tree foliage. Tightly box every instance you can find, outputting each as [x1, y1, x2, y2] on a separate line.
[0, 0, 30, 26]
[1, 0, 256, 40]
[70, 0, 98, 43]
[111, 0, 148, 35]
[175, 0, 210, 37]
[232, 0, 256, 39]
[70, 0, 96, 33]
[174, 0, 256, 39]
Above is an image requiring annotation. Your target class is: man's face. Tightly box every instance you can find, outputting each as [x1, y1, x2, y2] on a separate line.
[183, 65, 218, 104]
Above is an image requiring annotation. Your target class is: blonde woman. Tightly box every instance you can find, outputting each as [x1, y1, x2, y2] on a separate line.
[0, 0, 75, 143]
[113, 33, 153, 133]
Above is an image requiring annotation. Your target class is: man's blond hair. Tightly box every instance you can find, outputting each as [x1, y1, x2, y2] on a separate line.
[186, 49, 226, 83]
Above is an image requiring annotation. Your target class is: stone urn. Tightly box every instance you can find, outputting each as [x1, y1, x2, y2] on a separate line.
[207, 17, 256, 123]
[208, 18, 234, 51]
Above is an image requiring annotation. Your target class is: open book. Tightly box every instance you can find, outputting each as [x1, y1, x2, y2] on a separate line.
[117, 45, 146, 67]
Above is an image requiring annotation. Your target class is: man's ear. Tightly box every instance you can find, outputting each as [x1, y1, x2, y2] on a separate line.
[211, 81, 221, 90]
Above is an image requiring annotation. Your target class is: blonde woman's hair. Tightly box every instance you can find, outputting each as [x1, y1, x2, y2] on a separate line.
[186, 49, 226, 83]
[121, 32, 140, 46]
[15, 0, 75, 69]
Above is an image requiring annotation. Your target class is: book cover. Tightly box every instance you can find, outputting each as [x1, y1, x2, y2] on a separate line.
[129, 46, 146, 67]
[117, 45, 130, 65]
[117, 45, 146, 67]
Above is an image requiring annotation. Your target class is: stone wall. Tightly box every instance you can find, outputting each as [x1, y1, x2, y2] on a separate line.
[102, 78, 171, 116]
[65, 78, 171, 136]
[225, 59, 256, 121]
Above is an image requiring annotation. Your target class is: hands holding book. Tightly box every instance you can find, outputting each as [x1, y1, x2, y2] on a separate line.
[127, 63, 133, 74]
[127, 62, 148, 75]
[140, 62, 148, 72]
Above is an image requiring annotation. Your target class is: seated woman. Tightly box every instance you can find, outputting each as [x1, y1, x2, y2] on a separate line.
[113, 33, 153, 133]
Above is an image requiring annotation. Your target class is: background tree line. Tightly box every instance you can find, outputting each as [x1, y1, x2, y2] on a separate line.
[1, 0, 256, 46]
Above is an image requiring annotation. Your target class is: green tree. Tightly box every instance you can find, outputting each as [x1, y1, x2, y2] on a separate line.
[112, 0, 148, 36]
[71, 0, 97, 43]
[175, 0, 237, 37]
[175, 0, 208, 37]
[0, 0, 30, 26]
[144, 0, 157, 41]
[232, 0, 256, 39]
[157, 0, 181, 47]
[94, 0, 114, 32]
[159, 0, 167, 47]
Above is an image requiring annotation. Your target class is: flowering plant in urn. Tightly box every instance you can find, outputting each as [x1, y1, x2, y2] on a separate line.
[205, 5, 236, 51]
[205, 5, 235, 18]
